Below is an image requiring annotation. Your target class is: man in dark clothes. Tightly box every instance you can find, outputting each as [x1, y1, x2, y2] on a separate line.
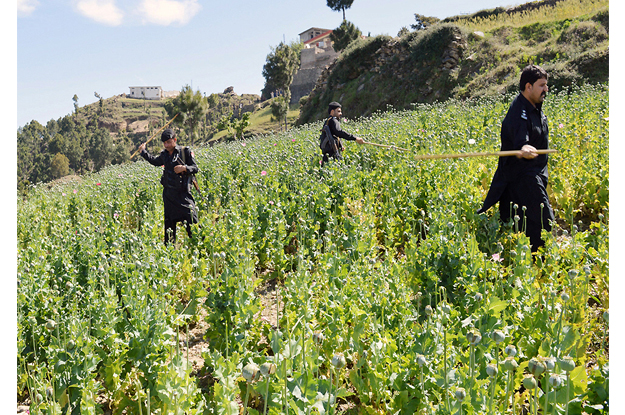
[320, 102, 364, 165]
[139, 128, 199, 245]
[477, 65, 555, 252]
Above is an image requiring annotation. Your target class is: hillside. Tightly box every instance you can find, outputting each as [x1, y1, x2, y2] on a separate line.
[17, 0, 608, 189]
[297, 0, 608, 124]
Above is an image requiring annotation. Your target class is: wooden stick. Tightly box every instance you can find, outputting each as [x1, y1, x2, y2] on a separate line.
[412, 149, 557, 160]
[362, 140, 556, 160]
[362, 141, 410, 152]
[130, 113, 179, 159]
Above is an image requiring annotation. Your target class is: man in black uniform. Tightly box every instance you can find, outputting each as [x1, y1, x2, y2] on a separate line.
[320, 102, 364, 165]
[139, 128, 199, 245]
[478, 65, 555, 252]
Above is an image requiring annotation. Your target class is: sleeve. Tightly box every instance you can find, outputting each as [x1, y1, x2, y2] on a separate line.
[328, 118, 357, 141]
[501, 103, 529, 151]
[140, 149, 165, 166]
[183, 147, 199, 175]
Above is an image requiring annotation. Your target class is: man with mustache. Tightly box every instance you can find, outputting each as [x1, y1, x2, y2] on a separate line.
[478, 65, 555, 252]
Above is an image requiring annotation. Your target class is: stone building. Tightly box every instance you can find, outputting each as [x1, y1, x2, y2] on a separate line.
[290, 27, 339, 104]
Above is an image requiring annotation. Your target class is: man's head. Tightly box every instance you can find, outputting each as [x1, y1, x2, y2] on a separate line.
[328, 101, 343, 118]
[519, 65, 549, 106]
[161, 128, 177, 152]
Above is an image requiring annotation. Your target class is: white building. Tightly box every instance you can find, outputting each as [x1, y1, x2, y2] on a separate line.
[128, 86, 163, 100]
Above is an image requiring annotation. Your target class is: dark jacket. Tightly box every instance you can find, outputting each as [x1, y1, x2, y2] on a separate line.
[140, 145, 199, 223]
[478, 93, 550, 214]
[140, 145, 199, 192]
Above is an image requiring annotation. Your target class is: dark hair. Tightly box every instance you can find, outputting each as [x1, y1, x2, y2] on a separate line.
[161, 128, 176, 142]
[328, 101, 341, 114]
[519, 65, 548, 92]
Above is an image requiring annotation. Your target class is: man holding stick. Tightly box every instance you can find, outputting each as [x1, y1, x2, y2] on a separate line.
[139, 128, 199, 245]
[320, 102, 364, 165]
[478, 64, 555, 252]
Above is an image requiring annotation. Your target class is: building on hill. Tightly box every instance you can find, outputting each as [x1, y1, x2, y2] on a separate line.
[290, 27, 339, 104]
[129, 86, 163, 100]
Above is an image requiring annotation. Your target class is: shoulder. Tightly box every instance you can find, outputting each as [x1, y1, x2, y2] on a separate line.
[505, 95, 529, 124]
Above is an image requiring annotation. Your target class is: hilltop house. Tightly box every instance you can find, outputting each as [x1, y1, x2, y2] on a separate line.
[290, 27, 339, 104]
[128, 86, 163, 100]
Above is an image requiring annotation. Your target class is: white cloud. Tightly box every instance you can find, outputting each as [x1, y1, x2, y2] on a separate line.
[17, 0, 40, 16]
[136, 0, 201, 26]
[75, 0, 124, 26]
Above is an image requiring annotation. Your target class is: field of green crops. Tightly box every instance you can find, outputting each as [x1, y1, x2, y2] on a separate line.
[17, 84, 609, 414]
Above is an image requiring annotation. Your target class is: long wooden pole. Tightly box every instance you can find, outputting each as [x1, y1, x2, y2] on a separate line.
[130, 113, 179, 159]
[362, 140, 556, 159]
[411, 149, 557, 160]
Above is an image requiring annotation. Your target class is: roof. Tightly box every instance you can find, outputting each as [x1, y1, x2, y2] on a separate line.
[304, 30, 333, 45]
[298, 27, 331, 36]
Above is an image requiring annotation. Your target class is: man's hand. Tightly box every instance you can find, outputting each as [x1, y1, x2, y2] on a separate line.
[139, 142, 146, 152]
[355, 137, 365, 145]
[174, 165, 187, 174]
[518, 144, 538, 159]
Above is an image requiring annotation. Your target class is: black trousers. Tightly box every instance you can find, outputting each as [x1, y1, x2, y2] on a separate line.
[499, 174, 554, 252]
[164, 219, 193, 245]
[322, 151, 342, 166]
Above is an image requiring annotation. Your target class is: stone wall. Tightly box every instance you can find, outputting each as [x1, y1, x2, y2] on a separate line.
[290, 67, 325, 104]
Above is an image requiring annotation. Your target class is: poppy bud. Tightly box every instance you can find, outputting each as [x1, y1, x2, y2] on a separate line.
[523, 375, 537, 390]
[455, 388, 466, 401]
[504, 344, 516, 357]
[260, 362, 277, 377]
[503, 356, 518, 371]
[416, 354, 427, 366]
[486, 363, 498, 378]
[528, 357, 546, 376]
[242, 363, 260, 382]
[331, 352, 346, 369]
[548, 374, 562, 388]
[491, 330, 505, 344]
[560, 356, 575, 372]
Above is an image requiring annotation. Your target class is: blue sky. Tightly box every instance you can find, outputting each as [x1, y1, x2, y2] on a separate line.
[15, 0, 530, 129]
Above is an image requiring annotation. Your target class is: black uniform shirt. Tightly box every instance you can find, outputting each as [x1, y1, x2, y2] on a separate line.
[140, 145, 199, 191]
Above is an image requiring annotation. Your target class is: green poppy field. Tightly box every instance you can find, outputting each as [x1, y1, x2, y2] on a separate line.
[17, 83, 608, 414]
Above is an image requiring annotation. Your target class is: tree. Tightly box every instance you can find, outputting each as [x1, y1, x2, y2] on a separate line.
[233, 112, 251, 140]
[72, 94, 79, 116]
[89, 127, 114, 171]
[262, 42, 299, 103]
[94, 92, 104, 114]
[411, 14, 440, 31]
[270, 97, 289, 132]
[164, 85, 208, 145]
[50, 153, 70, 179]
[327, 0, 354, 21]
[330, 20, 362, 52]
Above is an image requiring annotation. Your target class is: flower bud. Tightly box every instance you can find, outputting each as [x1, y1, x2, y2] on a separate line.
[331, 352, 346, 369]
[560, 356, 575, 372]
[474, 292, 483, 302]
[45, 320, 56, 332]
[528, 357, 546, 376]
[548, 374, 562, 388]
[544, 357, 556, 371]
[486, 363, 498, 378]
[466, 329, 482, 346]
[523, 375, 537, 390]
[425, 305, 433, 316]
[491, 330, 505, 344]
[603, 310, 609, 324]
[416, 354, 427, 366]
[260, 362, 277, 377]
[242, 363, 260, 382]
[312, 331, 325, 345]
[455, 388, 466, 402]
[503, 356, 518, 371]
[560, 291, 569, 302]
